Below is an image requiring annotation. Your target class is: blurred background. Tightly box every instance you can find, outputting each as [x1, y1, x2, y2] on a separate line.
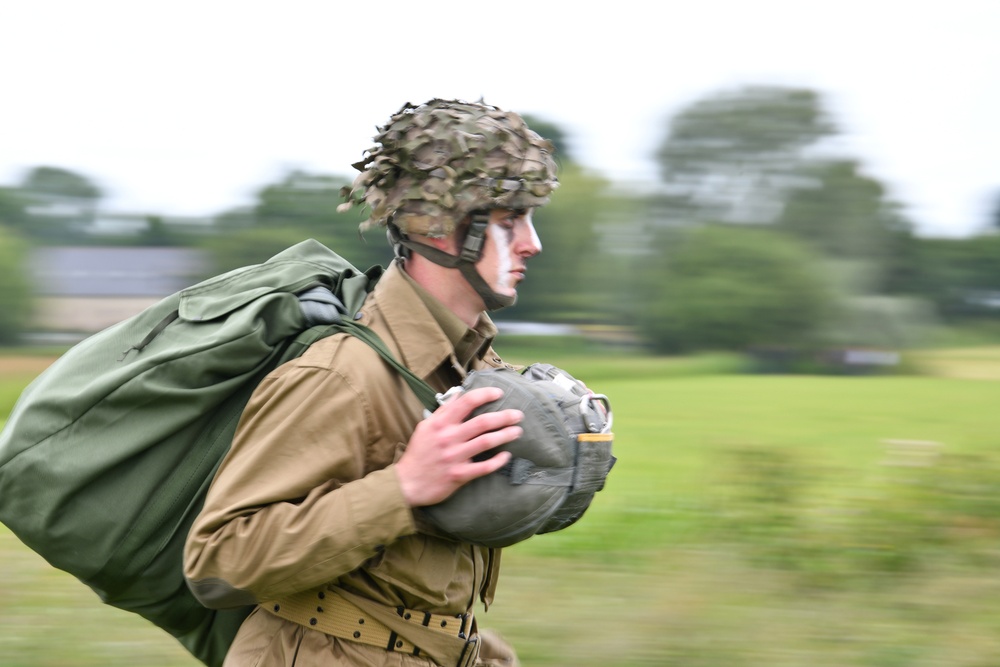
[2, 1, 1000, 665]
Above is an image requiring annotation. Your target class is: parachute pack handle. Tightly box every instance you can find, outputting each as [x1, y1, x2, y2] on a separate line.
[118, 310, 181, 361]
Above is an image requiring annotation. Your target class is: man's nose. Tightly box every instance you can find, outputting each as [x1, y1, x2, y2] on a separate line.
[518, 220, 542, 257]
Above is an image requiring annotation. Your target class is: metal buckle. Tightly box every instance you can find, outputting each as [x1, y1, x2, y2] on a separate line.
[455, 635, 479, 667]
[580, 393, 613, 433]
[436, 385, 465, 406]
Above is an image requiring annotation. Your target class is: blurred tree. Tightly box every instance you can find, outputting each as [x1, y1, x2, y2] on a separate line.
[0, 228, 34, 344]
[0, 187, 29, 229]
[254, 171, 343, 233]
[257, 170, 394, 269]
[775, 159, 915, 293]
[15, 166, 103, 242]
[21, 166, 102, 199]
[653, 86, 835, 225]
[213, 206, 256, 229]
[636, 224, 834, 353]
[199, 226, 324, 276]
[777, 161, 903, 257]
[912, 235, 1000, 320]
[992, 189, 1000, 232]
[205, 169, 393, 277]
[507, 164, 622, 324]
[138, 215, 187, 247]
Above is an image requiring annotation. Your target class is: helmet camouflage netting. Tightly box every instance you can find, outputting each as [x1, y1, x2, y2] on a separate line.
[338, 98, 559, 238]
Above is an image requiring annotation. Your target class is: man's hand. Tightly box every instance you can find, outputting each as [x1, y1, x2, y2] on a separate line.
[396, 387, 522, 508]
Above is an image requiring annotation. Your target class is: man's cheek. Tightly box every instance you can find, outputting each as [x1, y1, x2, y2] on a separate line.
[488, 223, 514, 287]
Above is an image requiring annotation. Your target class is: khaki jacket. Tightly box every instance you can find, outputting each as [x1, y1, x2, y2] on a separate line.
[184, 261, 513, 666]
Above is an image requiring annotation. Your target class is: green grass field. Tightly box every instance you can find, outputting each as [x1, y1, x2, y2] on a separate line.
[2, 344, 1000, 666]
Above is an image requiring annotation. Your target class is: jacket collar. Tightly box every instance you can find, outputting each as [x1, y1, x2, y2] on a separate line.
[372, 261, 496, 381]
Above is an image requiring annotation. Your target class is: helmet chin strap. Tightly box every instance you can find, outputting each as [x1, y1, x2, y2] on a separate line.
[388, 213, 516, 311]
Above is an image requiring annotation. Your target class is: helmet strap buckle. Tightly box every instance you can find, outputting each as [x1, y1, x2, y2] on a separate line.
[387, 223, 412, 260]
[459, 212, 490, 263]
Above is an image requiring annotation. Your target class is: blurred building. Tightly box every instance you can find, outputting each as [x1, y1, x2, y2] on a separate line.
[29, 247, 207, 335]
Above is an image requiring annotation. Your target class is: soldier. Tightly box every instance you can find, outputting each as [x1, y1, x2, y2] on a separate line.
[184, 98, 559, 666]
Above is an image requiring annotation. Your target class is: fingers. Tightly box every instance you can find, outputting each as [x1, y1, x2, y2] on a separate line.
[436, 386, 502, 418]
[459, 422, 523, 462]
[450, 448, 513, 488]
[434, 386, 523, 449]
[398, 386, 524, 508]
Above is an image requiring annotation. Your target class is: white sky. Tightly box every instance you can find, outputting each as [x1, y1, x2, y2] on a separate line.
[1, 0, 997, 237]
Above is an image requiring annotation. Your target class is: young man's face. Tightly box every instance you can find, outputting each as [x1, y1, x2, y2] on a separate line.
[477, 208, 542, 299]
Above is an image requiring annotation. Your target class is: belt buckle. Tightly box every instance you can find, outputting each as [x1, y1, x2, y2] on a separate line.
[457, 612, 472, 639]
[455, 635, 479, 667]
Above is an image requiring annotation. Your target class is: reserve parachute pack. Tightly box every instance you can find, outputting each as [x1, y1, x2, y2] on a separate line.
[0, 239, 437, 667]
[422, 364, 615, 547]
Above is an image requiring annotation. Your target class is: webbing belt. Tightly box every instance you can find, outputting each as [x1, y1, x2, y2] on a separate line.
[264, 587, 479, 667]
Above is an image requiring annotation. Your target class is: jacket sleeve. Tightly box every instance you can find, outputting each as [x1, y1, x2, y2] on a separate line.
[183, 358, 418, 609]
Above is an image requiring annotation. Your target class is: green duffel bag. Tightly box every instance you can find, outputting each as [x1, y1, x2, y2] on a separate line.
[0, 239, 435, 667]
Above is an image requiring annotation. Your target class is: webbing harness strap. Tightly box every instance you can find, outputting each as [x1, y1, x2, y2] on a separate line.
[294, 285, 439, 413]
[329, 320, 440, 413]
[265, 587, 479, 667]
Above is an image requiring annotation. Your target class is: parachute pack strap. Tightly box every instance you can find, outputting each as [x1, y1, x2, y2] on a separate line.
[573, 433, 616, 494]
[332, 320, 440, 413]
[502, 457, 575, 487]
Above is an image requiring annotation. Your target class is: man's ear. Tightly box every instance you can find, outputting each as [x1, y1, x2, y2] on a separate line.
[428, 235, 453, 251]
[408, 233, 454, 252]
[448, 216, 473, 253]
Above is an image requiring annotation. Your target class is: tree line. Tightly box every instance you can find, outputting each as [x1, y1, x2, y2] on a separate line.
[1, 85, 999, 356]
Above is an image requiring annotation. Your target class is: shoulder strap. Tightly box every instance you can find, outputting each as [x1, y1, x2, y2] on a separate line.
[289, 320, 440, 413]
[291, 284, 439, 412]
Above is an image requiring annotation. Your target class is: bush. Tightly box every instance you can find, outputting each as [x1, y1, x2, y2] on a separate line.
[709, 444, 1000, 590]
[0, 229, 33, 344]
[637, 224, 834, 353]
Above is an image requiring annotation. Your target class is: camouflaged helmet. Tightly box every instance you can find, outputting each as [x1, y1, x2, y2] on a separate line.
[338, 98, 559, 238]
[421, 364, 615, 548]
